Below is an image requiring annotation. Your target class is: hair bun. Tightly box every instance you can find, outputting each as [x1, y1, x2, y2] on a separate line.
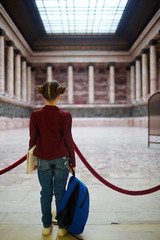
[56, 86, 66, 94]
[37, 85, 44, 94]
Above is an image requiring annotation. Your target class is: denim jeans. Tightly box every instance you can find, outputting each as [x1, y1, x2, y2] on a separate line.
[37, 156, 69, 228]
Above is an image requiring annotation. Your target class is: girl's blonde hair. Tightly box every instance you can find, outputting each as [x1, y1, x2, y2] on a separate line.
[37, 80, 66, 100]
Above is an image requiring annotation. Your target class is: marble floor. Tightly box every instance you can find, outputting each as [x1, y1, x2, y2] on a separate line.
[0, 127, 160, 240]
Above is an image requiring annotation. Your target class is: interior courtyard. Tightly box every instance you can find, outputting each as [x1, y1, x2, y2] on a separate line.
[0, 0, 160, 239]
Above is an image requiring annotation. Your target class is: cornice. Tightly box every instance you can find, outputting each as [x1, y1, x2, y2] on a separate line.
[129, 8, 160, 59]
[0, 3, 33, 59]
[0, 3, 159, 64]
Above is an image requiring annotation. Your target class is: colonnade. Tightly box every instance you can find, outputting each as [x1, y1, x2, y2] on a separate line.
[46, 62, 116, 104]
[130, 40, 158, 103]
[0, 29, 34, 103]
[0, 27, 159, 105]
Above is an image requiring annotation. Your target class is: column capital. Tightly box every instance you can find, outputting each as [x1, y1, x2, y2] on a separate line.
[130, 62, 135, 66]
[68, 63, 73, 66]
[21, 56, 27, 62]
[141, 48, 149, 54]
[0, 28, 5, 36]
[135, 56, 141, 61]
[14, 49, 21, 55]
[109, 62, 115, 67]
[47, 63, 54, 70]
[6, 40, 14, 47]
[149, 39, 157, 46]
[88, 62, 94, 67]
[46, 63, 52, 67]
[27, 63, 31, 67]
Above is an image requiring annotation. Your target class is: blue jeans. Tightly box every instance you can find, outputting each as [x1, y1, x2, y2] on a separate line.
[37, 156, 69, 228]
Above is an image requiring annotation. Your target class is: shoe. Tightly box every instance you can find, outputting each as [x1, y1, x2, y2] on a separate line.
[42, 224, 53, 236]
[58, 227, 68, 237]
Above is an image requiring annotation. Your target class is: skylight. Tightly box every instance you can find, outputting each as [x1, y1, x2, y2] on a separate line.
[35, 0, 128, 34]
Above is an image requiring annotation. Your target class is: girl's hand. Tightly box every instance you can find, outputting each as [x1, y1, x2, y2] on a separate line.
[69, 167, 76, 173]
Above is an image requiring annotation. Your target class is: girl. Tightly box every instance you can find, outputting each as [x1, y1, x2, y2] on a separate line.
[29, 80, 76, 237]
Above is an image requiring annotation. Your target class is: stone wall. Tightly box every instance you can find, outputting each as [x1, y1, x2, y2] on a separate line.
[94, 64, 109, 104]
[61, 103, 147, 118]
[53, 64, 68, 104]
[34, 67, 47, 105]
[0, 98, 33, 130]
[34, 63, 129, 105]
[0, 99, 33, 118]
[0, 97, 148, 130]
[34, 66, 68, 105]
[73, 64, 88, 104]
[0, 97, 147, 119]
[115, 64, 128, 104]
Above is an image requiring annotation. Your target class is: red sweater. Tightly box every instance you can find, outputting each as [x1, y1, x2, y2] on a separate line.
[29, 105, 75, 168]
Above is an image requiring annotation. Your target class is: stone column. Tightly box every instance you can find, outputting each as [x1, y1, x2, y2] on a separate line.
[31, 68, 35, 104]
[158, 57, 160, 90]
[6, 40, 14, 97]
[47, 63, 52, 82]
[0, 29, 5, 95]
[135, 56, 141, 101]
[149, 40, 157, 95]
[109, 63, 115, 104]
[141, 49, 149, 99]
[27, 63, 32, 103]
[68, 63, 74, 104]
[126, 67, 130, 103]
[21, 57, 27, 102]
[88, 63, 94, 104]
[14, 50, 21, 100]
[130, 63, 135, 103]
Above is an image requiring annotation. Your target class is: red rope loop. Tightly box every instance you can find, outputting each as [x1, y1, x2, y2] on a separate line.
[0, 155, 27, 175]
[73, 142, 160, 196]
[0, 144, 160, 196]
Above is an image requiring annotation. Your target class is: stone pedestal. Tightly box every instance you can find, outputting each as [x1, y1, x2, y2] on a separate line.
[135, 56, 141, 101]
[68, 64, 74, 104]
[88, 64, 94, 104]
[109, 63, 115, 104]
[47, 64, 52, 82]
[6, 41, 14, 98]
[0, 29, 5, 95]
[21, 57, 27, 102]
[130, 64, 135, 103]
[27, 64, 32, 103]
[141, 49, 149, 98]
[15, 50, 21, 100]
[149, 40, 157, 95]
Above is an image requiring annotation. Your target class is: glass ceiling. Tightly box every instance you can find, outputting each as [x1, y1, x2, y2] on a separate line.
[35, 0, 128, 34]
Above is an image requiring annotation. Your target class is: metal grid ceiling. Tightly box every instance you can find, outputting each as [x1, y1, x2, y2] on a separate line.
[35, 0, 128, 34]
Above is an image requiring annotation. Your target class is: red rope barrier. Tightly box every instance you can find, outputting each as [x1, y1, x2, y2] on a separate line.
[0, 155, 27, 175]
[0, 144, 160, 196]
[74, 143, 160, 196]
